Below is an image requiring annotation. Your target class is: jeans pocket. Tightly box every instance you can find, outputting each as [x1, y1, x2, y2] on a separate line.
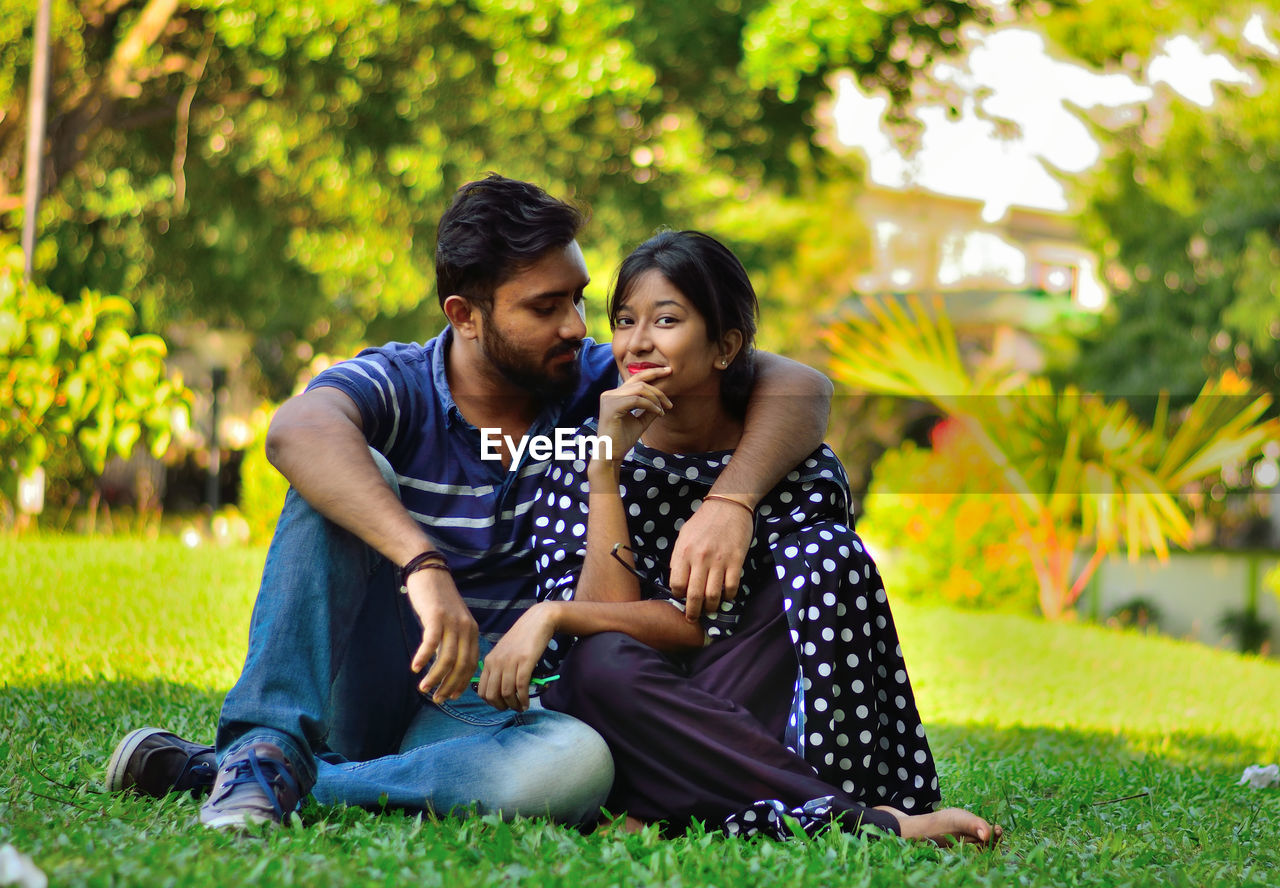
[434, 690, 521, 728]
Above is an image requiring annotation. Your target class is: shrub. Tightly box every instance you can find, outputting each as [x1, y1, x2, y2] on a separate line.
[237, 407, 289, 545]
[0, 246, 190, 520]
[859, 421, 1040, 613]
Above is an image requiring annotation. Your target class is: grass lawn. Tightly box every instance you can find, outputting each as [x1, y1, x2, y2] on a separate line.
[2, 536, 1278, 887]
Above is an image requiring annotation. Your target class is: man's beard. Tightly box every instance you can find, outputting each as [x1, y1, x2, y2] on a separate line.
[480, 319, 582, 400]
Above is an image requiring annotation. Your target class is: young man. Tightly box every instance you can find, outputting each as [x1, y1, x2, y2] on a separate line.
[106, 175, 834, 829]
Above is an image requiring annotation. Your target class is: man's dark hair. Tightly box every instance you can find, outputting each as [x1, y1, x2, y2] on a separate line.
[609, 229, 759, 417]
[435, 174, 587, 314]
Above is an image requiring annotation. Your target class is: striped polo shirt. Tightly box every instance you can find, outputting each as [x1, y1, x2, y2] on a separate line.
[308, 327, 617, 640]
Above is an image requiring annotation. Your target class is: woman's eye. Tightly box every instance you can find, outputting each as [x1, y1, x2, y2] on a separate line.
[656, 316, 678, 326]
[614, 317, 634, 327]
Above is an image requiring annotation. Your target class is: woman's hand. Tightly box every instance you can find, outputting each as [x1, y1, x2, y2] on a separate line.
[476, 603, 559, 712]
[594, 367, 672, 471]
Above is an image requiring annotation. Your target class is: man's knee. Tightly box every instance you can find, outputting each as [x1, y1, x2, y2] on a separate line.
[485, 713, 613, 825]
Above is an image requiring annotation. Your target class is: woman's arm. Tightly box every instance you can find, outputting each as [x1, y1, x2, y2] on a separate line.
[477, 599, 703, 711]
[669, 352, 833, 621]
[574, 458, 643, 602]
[574, 366, 673, 602]
[546, 599, 704, 649]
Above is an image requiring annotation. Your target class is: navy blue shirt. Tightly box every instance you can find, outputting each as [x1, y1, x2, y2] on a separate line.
[308, 327, 617, 640]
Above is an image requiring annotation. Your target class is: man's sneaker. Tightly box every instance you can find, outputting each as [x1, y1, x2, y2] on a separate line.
[199, 742, 302, 829]
[106, 727, 217, 797]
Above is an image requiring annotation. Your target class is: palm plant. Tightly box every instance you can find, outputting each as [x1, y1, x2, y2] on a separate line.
[824, 295, 1278, 620]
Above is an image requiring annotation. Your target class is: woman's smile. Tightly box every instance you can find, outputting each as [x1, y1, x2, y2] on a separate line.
[626, 361, 665, 375]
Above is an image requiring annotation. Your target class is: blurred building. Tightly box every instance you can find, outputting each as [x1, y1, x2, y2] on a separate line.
[852, 184, 1106, 372]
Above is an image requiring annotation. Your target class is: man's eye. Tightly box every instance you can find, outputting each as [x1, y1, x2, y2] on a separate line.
[533, 306, 556, 317]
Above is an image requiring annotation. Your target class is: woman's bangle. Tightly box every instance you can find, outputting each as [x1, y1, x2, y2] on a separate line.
[399, 550, 450, 593]
[703, 494, 754, 517]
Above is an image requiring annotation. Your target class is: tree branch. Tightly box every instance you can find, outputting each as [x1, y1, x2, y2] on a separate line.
[107, 0, 184, 99]
[173, 31, 213, 212]
[44, 0, 187, 197]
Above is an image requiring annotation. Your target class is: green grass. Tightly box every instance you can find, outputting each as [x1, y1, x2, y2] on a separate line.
[2, 536, 1278, 887]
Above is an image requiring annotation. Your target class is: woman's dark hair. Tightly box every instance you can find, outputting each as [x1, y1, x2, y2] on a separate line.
[435, 174, 586, 315]
[609, 230, 758, 416]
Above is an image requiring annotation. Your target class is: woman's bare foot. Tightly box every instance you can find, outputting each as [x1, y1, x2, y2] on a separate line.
[874, 806, 1002, 847]
[591, 813, 649, 835]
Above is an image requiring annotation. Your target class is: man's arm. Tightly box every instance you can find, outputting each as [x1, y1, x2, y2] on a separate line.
[668, 352, 833, 621]
[266, 386, 479, 702]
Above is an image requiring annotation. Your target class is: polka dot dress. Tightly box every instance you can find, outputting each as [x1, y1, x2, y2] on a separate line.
[532, 429, 941, 836]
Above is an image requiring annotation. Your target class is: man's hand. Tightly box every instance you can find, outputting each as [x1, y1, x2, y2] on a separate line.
[476, 603, 558, 712]
[668, 498, 753, 622]
[405, 569, 480, 704]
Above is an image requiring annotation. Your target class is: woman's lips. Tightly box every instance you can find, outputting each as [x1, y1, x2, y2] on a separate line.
[627, 362, 664, 375]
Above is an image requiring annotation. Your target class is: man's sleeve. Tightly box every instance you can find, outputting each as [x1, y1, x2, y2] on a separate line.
[305, 347, 421, 465]
[559, 340, 618, 426]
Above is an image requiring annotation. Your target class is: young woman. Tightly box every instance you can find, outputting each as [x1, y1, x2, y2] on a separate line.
[477, 230, 999, 844]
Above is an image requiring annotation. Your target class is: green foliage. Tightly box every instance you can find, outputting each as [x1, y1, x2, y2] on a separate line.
[860, 432, 1039, 613]
[1039, 0, 1235, 70]
[0, 246, 191, 512]
[0, 0, 1014, 396]
[3, 538, 1279, 886]
[825, 295, 1280, 619]
[1056, 2, 1280, 413]
[237, 410, 289, 544]
[1219, 607, 1273, 656]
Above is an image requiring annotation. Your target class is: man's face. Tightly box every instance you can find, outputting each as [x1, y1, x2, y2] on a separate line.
[476, 240, 590, 398]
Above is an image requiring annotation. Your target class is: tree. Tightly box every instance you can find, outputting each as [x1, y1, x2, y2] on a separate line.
[1038, 1, 1280, 414]
[824, 295, 1278, 619]
[1, 0, 1035, 396]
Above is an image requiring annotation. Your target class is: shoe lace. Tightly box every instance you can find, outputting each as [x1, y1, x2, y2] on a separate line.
[216, 752, 301, 819]
[172, 751, 216, 792]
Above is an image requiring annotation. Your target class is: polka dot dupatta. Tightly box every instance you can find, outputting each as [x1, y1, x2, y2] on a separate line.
[531, 429, 941, 838]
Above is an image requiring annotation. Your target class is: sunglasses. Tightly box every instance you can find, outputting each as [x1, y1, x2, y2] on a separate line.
[611, 542, 681, 607]
[469, 663, 560, 688]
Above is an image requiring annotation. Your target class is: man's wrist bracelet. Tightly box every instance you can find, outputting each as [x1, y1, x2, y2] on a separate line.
[703, 494, 755, 517]
[398, 550, 450, 593]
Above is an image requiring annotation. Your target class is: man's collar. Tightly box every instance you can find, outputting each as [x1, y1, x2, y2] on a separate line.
[430, 326, 463, 429]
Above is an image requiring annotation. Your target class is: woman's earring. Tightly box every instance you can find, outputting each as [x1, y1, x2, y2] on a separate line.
[719, 358, 729, 367]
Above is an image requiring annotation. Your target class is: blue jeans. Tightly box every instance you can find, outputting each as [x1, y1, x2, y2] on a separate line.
[215, 450, 613, 824]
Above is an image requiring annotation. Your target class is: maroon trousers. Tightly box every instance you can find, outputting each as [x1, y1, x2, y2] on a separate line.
[540, 580, 901, 835]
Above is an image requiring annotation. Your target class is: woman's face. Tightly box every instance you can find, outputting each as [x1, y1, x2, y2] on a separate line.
[611, 269, 736, 401]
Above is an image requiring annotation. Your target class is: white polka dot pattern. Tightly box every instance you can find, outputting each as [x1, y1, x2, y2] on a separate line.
[529, 429, 941, 835]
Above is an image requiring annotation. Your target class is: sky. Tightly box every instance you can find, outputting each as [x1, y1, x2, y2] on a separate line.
[829, 20, 1270, 223]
